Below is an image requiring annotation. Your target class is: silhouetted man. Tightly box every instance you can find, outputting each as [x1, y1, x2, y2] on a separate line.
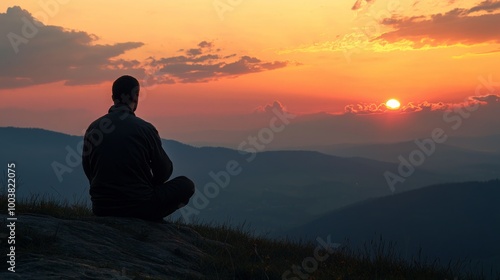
[82, 75, 195, 222]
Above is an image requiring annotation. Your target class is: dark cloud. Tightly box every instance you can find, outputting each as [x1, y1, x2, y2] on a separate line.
[469, 0, 500, 13]
[198, 41, 214, 49]
[376, 1, 500, 47]
[148, 43, 288, 84]
[0, 7, 289, 89]
[0, 6, 145, 89]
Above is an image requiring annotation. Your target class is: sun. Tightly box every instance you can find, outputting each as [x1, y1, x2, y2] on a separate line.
[386, 99, 401, 110]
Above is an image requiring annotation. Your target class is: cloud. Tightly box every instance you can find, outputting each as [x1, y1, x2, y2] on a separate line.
[0, 6, 145, 89]
[400, 101, 450, 112]
[477, 48, 500, 54]
[469, 0, 500, 13]
[452, 47, 500, 58]
[254, 101, 288, 114]
[147, 42, 288, 84]
[344, 103, 387, 114]
[343, 95, 500, 115]
[376, 1, 500, 48]
[472, 94, 500, 103]
[0, 7, 288, 89]
[352, 0, 376, 11]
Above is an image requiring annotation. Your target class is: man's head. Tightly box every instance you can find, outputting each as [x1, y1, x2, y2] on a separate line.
[112, 75, 140, 111]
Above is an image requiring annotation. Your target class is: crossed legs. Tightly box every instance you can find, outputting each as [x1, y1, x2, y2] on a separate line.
[150, 176, 195, 220]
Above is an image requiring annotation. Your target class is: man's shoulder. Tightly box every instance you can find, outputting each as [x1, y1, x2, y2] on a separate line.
[86, 111, 158, 137]
[85, 114, 109, 131]
[132, 116, 157, 131]
[124, 115, 160, 138]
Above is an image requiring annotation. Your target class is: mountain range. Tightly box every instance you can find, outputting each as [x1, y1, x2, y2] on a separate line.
[1, 127, 498, 237]
[0, 127, 443, 232]
[1, 126, 499, 273]
[285, 180, 500, 273]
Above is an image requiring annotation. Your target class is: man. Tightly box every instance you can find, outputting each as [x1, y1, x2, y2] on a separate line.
[82, 75, 194, 222]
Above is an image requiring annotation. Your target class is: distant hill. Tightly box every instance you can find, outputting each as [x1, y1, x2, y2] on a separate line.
[446, 134, 500, 153]
[315, 137, 500, 181]
[285, 180, 500, 270]
[0, 127, 444, 234]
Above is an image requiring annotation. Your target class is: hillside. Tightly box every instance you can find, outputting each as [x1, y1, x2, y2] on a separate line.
[0, 210, 493, 280]
[0, 214, 207, 279]
[286, 180, 500, 271]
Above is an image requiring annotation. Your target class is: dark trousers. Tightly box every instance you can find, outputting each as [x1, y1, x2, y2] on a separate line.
[150, 176, 195, 220]
[93, 176, 195, 222]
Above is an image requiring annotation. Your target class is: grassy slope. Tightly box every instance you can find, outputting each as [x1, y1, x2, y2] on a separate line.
[1, 194, 497, 280]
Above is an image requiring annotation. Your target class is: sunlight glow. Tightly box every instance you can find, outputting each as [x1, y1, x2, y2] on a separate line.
[386, 99, 401, 110]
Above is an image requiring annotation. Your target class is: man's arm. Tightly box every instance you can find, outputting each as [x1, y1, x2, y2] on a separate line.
[149, 127, 173, 185]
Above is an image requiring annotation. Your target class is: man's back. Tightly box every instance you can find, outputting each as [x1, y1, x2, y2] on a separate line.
[83, 104, 172, 213]
[82, 75, 194, 221]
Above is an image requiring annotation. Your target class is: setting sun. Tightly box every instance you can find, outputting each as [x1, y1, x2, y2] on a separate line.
[386, 99, 401, 110]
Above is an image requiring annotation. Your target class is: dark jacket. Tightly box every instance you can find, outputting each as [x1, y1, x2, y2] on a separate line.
[82, 104, 173, 212]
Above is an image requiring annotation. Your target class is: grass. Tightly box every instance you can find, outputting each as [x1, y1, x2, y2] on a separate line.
[1, 194, 498, 280]
[12, 193, 93, 219]
[189, 222, 497, 280]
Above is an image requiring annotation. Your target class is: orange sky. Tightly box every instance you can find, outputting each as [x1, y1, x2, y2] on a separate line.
[1, 0, 499, 144]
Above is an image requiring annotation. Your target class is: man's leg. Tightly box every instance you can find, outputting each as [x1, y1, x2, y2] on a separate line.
[152, 176, 195, 218]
